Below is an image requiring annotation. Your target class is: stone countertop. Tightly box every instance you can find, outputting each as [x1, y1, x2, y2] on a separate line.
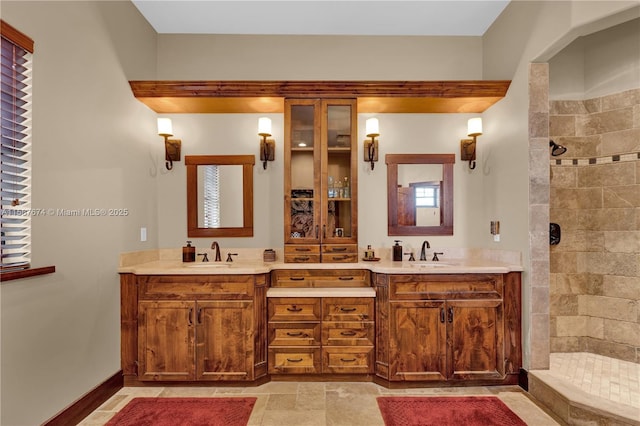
[118, 258, 523, 276]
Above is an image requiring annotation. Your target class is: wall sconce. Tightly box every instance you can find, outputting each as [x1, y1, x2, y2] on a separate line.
[157, 118, 181, 170]
[364, 117, 379, 170]
[460, 117, 482, 170]
[258, 117, 275, 170]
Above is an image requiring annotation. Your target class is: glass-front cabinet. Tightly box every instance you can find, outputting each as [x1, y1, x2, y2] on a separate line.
[284, 99, 358, 263]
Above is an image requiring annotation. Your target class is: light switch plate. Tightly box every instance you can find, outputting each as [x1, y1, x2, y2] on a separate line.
[140, 227, 147, 242]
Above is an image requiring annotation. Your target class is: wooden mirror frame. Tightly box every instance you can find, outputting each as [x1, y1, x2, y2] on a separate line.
[386, 153, 455, 236]
[186, 155, 254, 237]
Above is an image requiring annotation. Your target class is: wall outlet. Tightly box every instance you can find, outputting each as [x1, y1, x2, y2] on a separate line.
[140, 227, 147, 242]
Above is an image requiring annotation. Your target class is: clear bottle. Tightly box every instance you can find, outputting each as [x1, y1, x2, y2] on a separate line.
[328, 176, 335, 198]
[343, 177, 350, 198]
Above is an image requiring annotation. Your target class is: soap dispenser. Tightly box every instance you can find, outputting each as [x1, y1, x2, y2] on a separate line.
[182, 241, 196, 263]
[393, 240, 403, 261]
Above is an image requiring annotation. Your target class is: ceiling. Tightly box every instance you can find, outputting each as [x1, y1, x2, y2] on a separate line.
[132, 0, 510, 36]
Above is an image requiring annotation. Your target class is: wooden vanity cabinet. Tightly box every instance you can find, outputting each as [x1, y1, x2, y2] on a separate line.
[374, 272, 521, 386]
[120, 273, 268, 385]
[284, 99, 358, 263]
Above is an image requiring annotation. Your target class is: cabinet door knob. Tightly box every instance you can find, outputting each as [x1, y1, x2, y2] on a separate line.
[440, 308, 445, 323]
[188, 308, 194, 325]
[448, 306, 454, 323]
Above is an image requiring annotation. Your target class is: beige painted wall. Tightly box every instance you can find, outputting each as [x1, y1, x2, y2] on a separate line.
[0, 2, 158, 425]
[1, 1, 637, 424]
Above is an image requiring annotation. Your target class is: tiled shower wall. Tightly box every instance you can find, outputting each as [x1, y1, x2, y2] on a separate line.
[549, 88, 640, 363]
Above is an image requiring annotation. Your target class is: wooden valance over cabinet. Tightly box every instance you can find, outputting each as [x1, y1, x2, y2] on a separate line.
[128, 80, 511, 114]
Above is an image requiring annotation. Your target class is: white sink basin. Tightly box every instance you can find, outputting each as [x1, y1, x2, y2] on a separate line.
[184, 263, 232, 268]
[408, 262, 455, 268]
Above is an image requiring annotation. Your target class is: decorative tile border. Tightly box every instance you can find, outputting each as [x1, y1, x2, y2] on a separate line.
[551, 152, 640, 166]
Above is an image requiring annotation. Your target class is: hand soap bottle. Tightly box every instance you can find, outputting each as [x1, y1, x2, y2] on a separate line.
[393, 240, 403, 261]
[182, 241, 196, 262]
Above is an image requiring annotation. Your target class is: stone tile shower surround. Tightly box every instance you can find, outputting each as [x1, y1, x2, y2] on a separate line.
[549, 88, 640, 363]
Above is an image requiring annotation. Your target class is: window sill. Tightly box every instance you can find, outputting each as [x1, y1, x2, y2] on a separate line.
[1, 265, 56, 282]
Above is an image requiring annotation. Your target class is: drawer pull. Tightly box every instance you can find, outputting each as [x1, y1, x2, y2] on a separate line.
[340, 358, 356, 362]
[188, 308, 194, 326]
[340, 307, 357, 312]
[340, 331, 357, 336]
[197, 308, 202, 324]
[440, 308, 445, 323]
[331, 247, 347, 252]
[332, 255, 349, 260]
[448, 306, 454, 323]
[295, 248, 311, 252]
[287, 306, 303, 312]
[338, 276, 354, 281]
[290, 277, 305, 281]
[294, 256, 310, 261]
[286, 358, 304, 363]
[286, 331, 304, 337]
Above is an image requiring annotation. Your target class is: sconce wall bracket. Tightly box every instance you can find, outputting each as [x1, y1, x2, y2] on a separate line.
[260, 137, 275, 169]
[364, 138, 378, 170]
[460, 138, 475, 162]
[165, 137, 181, 170]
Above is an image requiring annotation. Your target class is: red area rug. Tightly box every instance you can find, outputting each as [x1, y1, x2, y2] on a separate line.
[105, 397, 257, 426]
[377, 396, 527, 426]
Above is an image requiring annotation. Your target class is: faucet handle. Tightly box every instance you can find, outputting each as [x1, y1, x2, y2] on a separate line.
[405, 252, 415, 262]
[432, 252, 444, 261]
[198, 253, 209, 262]
[226, 252, 238, 262]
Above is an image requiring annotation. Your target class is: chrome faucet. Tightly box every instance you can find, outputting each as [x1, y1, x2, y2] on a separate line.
[211, 241, 222, 262]
[420, 240, 431, 261]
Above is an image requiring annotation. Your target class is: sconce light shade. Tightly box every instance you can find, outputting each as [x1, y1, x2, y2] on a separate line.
[366, 118, 380, 137]
[467, 117, 483, 137]
[157, 117, 173, 137]
[258, 117, 275, 170]
[258, 117, 272, 136]
[364, 118, 379, 170]
[157, 117, 181, 170]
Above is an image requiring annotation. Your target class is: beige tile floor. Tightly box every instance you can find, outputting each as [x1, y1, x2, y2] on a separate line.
[79, 382, 563, 426]
[549, 352, 640, 407]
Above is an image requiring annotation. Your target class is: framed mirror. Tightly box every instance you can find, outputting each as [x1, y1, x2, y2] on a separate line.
[186, 155, 254, 237]
[386, 153, 454, 236]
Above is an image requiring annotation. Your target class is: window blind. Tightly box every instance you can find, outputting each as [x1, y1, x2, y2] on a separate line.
[1, 22, 33, 270]
[203, 165, 220, 228]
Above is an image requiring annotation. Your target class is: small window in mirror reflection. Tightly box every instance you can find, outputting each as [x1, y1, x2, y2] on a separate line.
[413, 184, 440, 208]
[203, 165, 220, 228]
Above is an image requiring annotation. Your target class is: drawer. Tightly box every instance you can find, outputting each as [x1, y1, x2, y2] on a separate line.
[268, 348, 321, 374]
[284, 254, 321, 263]
[322, 253, 358, 263]
[285, 245, 320, 255]
[138, 275, 254, 300]
[322, 322, 374, 346]
[271, 269, 370, 288]
[389, 274, 503, 300]
[322, 297, 373, 321]
[322, 346, 374, 374]
[268, 298, 321, 321]
[321, 244, 357, 254]
[269, 322, 321, 346]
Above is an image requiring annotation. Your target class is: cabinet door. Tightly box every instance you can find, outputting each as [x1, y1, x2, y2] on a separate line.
[388, 301, 447, 381]
[196, 300, 253, 381]
[447, 300, 505, 380]
[322, 99, 357, 246]
[138, 301, 195, 381]
[284, 99, 321, 246]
